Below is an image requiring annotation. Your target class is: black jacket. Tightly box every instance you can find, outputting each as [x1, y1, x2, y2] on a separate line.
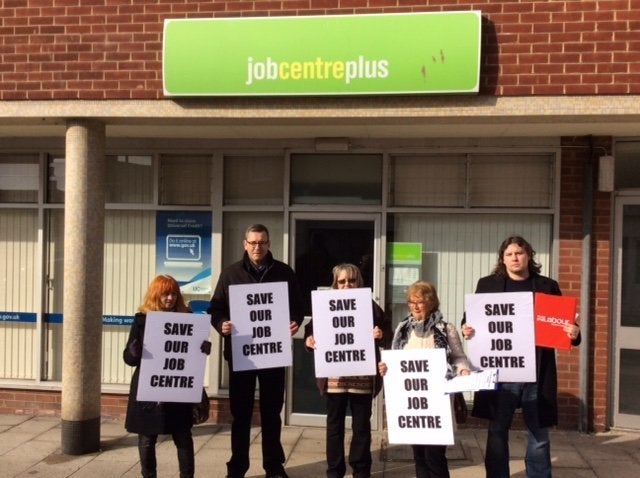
[208, 251, 304, 366]
[469, 273, 581, 427]
[304, 300, 392, 397]
[123, 312, 193, 435]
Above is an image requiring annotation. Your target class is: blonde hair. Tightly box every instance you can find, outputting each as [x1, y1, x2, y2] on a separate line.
[406, 281, 440, 311]
[331, 263, 363, 289]
[138, 275, 189, 313]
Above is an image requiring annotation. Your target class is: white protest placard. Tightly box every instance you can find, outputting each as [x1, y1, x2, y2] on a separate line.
[310, 288, 376, 378]
[381, 348, 454, 446]
[464, 292, 536, 382]
[229, 281, 292, 372]
[137, 311, 211, 402]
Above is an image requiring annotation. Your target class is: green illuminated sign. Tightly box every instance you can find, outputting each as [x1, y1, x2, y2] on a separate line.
[387, 243, 423, 265]
[163, 12, 481, 96]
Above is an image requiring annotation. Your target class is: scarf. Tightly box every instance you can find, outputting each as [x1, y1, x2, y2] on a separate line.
[391, 309, 449, 351]
[391, 309, 455, 378]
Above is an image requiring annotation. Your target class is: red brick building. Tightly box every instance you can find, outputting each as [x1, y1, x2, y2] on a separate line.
[1, 0, 639, 438]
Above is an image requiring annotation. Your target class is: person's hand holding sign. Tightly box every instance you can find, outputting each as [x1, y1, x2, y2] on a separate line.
[461, 323, 475, 340]
[377, 361, 388, 376]
[200, 340, 212, 355]
[221, 320, 232, 336]
[373, 326, 383, 340]
[305, 335, 316, 349]
[563, 314, 580, 341]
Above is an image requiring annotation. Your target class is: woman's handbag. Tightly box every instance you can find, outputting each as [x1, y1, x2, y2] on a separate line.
[453, 392, 468, 424]
[192, 388, 210, 425]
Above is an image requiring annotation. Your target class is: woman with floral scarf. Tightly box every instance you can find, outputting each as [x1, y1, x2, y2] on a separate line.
[379, 281, 471, 478]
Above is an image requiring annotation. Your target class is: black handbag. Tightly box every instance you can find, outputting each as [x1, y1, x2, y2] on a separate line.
[192, 388, 210, 425]
[453, 392, 468, 424]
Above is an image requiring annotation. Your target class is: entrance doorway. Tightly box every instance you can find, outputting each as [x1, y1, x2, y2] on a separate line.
[287, 214, 380, 427]
[613, 197, 640, 429]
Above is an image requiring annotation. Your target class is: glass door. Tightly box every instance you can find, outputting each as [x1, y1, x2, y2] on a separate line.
[613, 198, 640, 429]
[287, 213, 380, 427]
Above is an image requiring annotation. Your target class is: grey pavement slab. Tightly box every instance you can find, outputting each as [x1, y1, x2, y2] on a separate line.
[0, 415, 640, 477]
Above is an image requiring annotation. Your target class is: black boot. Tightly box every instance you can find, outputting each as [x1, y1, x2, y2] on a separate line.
[174, 431, 195, 478]
[138, 434, 158, 478]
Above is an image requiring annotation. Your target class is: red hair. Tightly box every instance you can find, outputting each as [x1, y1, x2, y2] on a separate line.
[138, 275, 189, 313]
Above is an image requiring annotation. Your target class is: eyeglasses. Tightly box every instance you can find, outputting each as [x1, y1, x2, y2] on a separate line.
[337, 278, 358, 285]
[246, 240, 269, 247]
[407, 300, 428, 307]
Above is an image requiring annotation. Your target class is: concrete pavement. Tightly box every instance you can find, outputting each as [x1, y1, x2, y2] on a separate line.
[1, 414, 640, 477]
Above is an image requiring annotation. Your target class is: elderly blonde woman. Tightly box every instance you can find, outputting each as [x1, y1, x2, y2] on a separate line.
[305, 263, 392, 478]
[379, 281, 471, 478]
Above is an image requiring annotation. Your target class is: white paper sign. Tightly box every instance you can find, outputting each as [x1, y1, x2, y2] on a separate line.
[464, 292, 536, 382]
[229, 281, 292, 371]
[137, 311, 211, 402]
[442, 369, 499, 393]
[310, 288, 376, 378]
[381, 348, 454, 445]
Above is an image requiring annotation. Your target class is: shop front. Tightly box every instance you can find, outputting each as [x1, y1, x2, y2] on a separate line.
[1, 5, 640, 441]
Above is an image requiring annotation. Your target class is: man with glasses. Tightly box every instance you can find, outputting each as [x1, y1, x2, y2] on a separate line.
[209, 224, 303, 478]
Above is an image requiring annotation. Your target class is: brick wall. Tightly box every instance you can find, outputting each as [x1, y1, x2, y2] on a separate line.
[558, 136, 612, 432]
[0, 389, 238, 425]
[1, 0, 639, 100]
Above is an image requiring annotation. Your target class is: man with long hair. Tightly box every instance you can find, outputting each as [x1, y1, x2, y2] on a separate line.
[462, 236, 581, 478]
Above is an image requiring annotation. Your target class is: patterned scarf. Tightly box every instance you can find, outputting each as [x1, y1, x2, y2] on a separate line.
[391, 309, 455, 378]
[392, 309, 449, 351]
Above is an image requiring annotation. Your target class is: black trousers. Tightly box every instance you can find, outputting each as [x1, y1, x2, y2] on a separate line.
[227, 366, 286, 477]
[325, 392, 373, 478]
[138, 431, 194, 478]
[412, 444, 450, 478]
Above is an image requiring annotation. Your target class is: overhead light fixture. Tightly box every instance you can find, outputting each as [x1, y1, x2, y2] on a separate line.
[598, 155, 614, 192]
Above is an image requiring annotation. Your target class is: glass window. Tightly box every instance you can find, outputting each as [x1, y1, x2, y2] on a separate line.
[0, 208, 39, 380]
[224, 155, 284, 205]
[47, 156, 65, 204]
[44, 209, 64, 381]
[102, 210, 156, 385]
[385, 213, 552, 331]
[0, 154, 40, 203]
[290, 154, 382, 205]
[107, 155, 153, 204]
[469, 154, 554, 208]
[160, 154, 211, 206]
[615, 141, 640, 189]
[619, 349, 640, 414]
[390, 154, 466, 207]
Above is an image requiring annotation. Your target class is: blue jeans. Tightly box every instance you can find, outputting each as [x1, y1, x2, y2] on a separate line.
[485, 382, 551, 478]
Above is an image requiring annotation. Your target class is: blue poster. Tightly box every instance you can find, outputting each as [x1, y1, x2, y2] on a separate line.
[156, 211, 212, 295]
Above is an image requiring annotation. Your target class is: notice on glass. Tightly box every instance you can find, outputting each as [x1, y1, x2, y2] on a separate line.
[229, 281, 292, 372]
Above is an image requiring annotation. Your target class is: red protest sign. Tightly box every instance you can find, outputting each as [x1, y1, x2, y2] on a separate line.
[534, 293, 577, 350]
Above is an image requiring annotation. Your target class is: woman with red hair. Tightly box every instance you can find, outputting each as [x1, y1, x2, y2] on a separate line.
[123, 275, 210, 478]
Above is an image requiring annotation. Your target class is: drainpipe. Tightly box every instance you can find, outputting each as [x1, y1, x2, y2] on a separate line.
[578, 138, 594, 433]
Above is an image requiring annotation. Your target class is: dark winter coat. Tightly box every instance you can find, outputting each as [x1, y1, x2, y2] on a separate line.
[208, 251, 304, 366]
[123, 312, 193, 435]
[469, 273, 581, 427]
[304, 300, 392, 397]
